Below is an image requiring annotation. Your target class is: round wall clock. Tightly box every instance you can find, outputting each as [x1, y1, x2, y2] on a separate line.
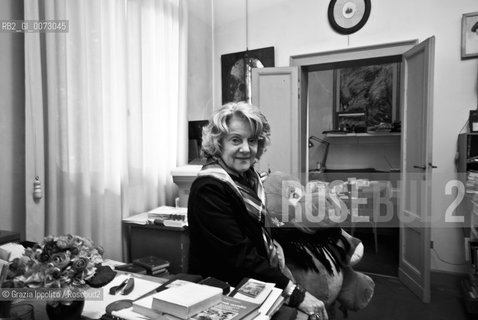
[328, 0, 371, 35]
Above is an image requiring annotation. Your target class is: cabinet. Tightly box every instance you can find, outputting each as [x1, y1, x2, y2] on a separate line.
[124, 223, 189, 275]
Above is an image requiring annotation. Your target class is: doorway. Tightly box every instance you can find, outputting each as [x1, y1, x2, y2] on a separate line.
[290, 38, 435, 301]
[253, 38, 434, 301]
[306, 63, 401, 277]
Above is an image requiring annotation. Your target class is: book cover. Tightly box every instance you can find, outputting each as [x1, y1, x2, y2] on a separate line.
[191, 296, 260, 320]
[230, 278, 276, 305]
[133, 256, 170, 271]
[152, 282, 223, 319]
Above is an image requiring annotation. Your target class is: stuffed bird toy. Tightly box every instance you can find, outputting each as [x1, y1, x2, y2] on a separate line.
[263, 171, 374, 317]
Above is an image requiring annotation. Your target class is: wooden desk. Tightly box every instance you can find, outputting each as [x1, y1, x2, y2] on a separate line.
[18, 273, 168, 320]
[124, 223, 189, 275]
[0, 230, 20, 245]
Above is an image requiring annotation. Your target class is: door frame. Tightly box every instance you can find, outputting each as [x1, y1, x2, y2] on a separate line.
[398, 37, 435, 303]
[290, 39, 434, 301]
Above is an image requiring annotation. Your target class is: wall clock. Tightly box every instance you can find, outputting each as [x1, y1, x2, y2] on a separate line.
[328, 0, 371, 35]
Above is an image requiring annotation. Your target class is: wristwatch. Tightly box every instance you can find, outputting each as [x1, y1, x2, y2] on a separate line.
[283, 283, 306, 308]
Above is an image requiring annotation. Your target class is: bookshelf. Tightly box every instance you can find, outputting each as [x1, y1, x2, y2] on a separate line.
[457, 133, 478, 314]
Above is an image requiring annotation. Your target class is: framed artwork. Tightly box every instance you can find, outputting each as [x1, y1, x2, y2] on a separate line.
[188, 120, 208, 164]
[334, 62, 399, 133]
[221, 47, 274, 104]
[461, 12, 478, 59]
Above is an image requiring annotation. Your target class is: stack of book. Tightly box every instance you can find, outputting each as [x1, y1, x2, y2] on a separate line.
[114, 263, 147, 275]
[133, 256, 170, 276]
[469, 194, 478, 239]
[466, 170, 478, 194]
[111, 277, 286, 320]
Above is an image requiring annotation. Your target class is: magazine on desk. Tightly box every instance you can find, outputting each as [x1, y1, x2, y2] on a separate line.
[191, 295, 260, 320]
[229, 278, 285, 318]
[229, 278, 276, 305]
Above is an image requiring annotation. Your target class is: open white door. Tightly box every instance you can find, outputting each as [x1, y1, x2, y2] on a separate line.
[251, 67, 304, 177]
[399, 37, 435, 303]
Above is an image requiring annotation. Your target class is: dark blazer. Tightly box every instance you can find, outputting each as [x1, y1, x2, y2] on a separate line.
[187, 175, 290, 289]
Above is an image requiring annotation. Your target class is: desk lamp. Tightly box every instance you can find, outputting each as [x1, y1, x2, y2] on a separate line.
[308, 136, 330, 172]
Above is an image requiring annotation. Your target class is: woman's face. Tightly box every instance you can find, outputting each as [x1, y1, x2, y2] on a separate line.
[221, 115, 258, 174]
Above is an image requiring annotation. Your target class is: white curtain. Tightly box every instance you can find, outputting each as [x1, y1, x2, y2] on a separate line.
[24, 0, 188, 261]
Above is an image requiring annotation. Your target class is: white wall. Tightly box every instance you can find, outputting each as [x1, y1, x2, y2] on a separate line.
[0, 0, 25, 239]
[207, 0, 478, 273]
[187, 0, 214, 121]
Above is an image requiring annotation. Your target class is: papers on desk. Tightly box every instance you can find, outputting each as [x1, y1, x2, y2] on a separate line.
[0, 242, 25, 261]
[82, 273, 163, 319]
[123, 212, 150, 225]
[123, 206, 188, 228]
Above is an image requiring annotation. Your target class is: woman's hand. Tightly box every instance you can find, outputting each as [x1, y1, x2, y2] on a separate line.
[297, 291, 328, 320]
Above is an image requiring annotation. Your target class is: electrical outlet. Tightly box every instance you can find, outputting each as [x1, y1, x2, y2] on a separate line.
[430, 241, 434, 249]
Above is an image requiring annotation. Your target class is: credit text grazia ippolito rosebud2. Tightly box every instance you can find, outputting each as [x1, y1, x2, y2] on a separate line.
[0, 288, 103, 301]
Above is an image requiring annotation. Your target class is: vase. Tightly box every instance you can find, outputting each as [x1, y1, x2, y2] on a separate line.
[45, 298, 85, 320]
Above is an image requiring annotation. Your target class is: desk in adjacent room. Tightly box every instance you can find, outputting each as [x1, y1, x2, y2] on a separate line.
[123, 213, 190, 275]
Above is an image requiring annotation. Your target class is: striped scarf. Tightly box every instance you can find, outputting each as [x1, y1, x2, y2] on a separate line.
[196, 159, 289, 273]
[197, 160, 268, 223]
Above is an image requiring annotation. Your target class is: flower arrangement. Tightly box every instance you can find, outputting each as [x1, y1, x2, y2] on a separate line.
[2, 234, 103, 290]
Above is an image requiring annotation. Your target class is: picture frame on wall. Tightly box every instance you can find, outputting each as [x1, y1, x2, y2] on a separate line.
[334, 62, 400, 133]
[221, 47, 274, 104]
[461, 12, 478, 59]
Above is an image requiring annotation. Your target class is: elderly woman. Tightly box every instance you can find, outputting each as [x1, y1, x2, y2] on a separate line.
[187, 102, 329, 319]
